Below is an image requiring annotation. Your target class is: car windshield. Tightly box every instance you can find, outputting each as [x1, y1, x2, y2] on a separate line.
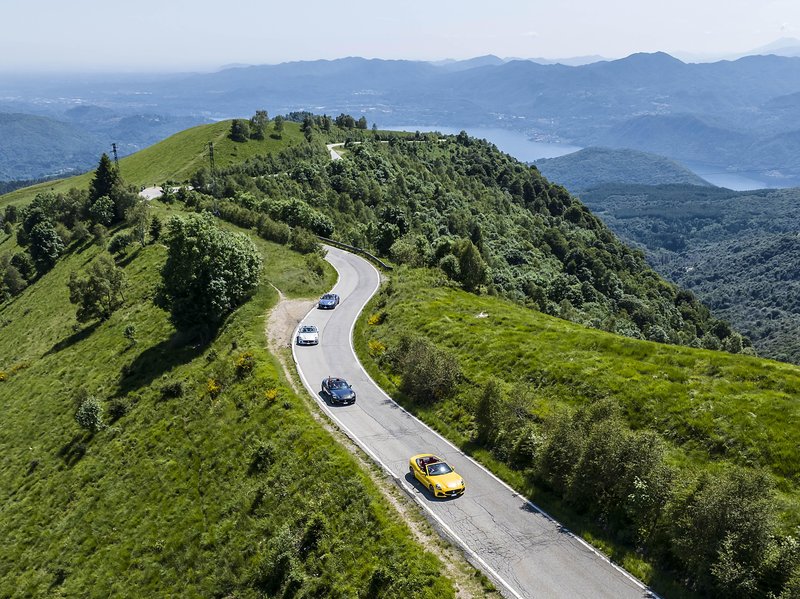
[300, 326, 317, 333]
[426, 462, 453, 476]
[328, 379, 348, 390]
[322, 294, 335, 300]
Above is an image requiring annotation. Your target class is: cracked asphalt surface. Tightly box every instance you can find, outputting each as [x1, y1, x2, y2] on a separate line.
[293, 246, 654, 599]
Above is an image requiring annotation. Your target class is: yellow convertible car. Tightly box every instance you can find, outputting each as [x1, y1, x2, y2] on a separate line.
[409, 454, 465, 498]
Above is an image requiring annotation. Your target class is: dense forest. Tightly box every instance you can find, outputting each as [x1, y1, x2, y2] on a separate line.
[579, 183, 800, 363]
[171, 126, 745, 354]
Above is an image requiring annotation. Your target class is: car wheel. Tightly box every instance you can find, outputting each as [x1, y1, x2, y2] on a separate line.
[409, 465, 414, 474]
[429, 484, 435, 496]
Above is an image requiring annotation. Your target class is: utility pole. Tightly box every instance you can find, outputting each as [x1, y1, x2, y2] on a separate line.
[111, 143, 119, 168]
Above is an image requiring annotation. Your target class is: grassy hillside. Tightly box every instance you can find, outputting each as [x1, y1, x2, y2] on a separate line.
[355, 268, 800, 597]
[0, 129, 460, 596]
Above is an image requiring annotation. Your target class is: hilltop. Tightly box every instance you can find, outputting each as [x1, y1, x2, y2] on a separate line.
[534, 147, 710, 191]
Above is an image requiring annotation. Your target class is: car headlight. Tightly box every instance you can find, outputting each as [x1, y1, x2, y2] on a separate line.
[435, 483, 442, 490]
[460, 480, 465, 487]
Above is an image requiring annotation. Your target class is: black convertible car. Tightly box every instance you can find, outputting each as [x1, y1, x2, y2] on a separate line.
[321, 377, 356, 405]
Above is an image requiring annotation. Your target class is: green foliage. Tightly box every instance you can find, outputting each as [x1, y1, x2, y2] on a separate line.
[107, 231, 134, 255]
[671, 467, 776, 596]
[67, 254, 127, 322]
[158, 212, 262, 330]
[92, 223, 108, 247]
[290, 226, 322, 255]
[74, 395, 103, 433]
[0, 196, 451, 597]
[249, 110, 269, 140]
[148, 215, 162, 242]
[28, 220, 64, 272]
[475, 379, 504, 445]
[580, 184, 800, 363]
[123, 324, 137, 344]
[386, 335, 461, 403]
[88, 195, 115, 225]
[205, 133, 731, 351]
[126, 199, 150, 246]
[229, 119, 250, 142]
[89, 153, 120, 203]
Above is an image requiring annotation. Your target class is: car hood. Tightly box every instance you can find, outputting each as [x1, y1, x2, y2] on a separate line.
[319, 299, 336, 305]
[430, 471, 464, 488]
[329, 388, 354, 399]
[298, 332, 318, 340]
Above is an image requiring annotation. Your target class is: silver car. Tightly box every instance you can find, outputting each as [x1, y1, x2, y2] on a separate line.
[296, 324, 320, 346]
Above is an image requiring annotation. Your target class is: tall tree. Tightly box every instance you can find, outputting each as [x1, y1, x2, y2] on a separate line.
[158, 213, 262, 330]
[89, 153, 120, 203]
[67, 254, 127, 322]
[28, 220, 64, 272]
[126, 199, 150, 246]
[273, 115, 284, 136]
[249, 110, 269, 139]
[229, 119, 250, 142]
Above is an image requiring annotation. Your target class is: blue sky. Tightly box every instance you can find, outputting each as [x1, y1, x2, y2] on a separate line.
[2, 0, 799, 72]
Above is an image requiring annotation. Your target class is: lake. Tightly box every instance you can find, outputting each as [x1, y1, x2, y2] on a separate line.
[386, 125, 798, 191]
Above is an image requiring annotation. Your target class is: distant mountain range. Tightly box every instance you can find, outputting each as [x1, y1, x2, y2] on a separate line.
[3, 50, 800, 183]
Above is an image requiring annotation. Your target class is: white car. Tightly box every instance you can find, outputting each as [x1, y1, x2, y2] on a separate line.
[296, 324, 320, 346]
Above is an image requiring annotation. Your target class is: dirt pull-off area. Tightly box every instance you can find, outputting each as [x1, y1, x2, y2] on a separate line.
[265, 288, 315, 354]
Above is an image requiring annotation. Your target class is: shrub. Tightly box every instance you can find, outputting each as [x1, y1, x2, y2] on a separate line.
[108, 231, 134, 255]
[207, 378, 222, 398]
[235, 351, 256, 377]
[0, 371, 7, 382]
[107, 398, 129, 422]
[367, 312, 385, 326]
[290, 227, 322, 255]
[75, 396, 104, 433]
[304, 253, 326, 278]
[257, 216, 291, 244]
[123, 324, 137, 344]
[160, 378, 185, 400]
[388, 335, 461, 403]
[264, 388, 279, 403]
[368, 339, 386, 356]
[249, 440, 276, 474]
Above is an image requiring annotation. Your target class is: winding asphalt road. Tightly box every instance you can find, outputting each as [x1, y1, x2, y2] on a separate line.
[292, 246, 655, 599]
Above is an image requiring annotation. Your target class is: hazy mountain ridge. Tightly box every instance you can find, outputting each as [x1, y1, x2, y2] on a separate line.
[4, 52, 800, 183]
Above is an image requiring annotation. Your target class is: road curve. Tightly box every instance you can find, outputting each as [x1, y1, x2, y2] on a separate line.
[292, 246, 655, 599]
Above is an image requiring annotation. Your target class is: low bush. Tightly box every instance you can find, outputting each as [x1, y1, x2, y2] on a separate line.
[74, 396, 104, 433]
